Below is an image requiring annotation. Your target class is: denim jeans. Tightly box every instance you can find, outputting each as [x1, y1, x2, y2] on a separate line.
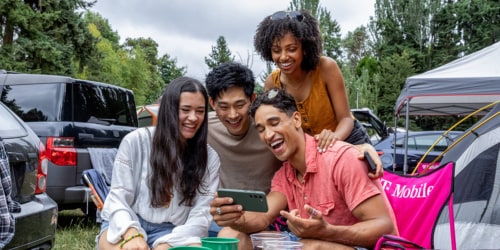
[98, 215, 175, 248]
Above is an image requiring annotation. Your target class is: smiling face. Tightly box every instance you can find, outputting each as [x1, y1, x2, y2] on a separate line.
[271, 32, 304, 74]
[253, 104, 302, 161]
[178, 92, 206, 141]
[210, 86, 254, 136]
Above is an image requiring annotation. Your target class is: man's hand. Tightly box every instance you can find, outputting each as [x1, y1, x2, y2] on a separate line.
[280, 205, 328, 239]
[357, 143, 384, 179]
[210, 194, 244, 227]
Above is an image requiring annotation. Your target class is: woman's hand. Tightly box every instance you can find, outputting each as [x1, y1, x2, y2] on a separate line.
[121, 234, 149, 250]
[357, 143, 384, 179]
[153, 242, 172, 250]
[314, 129, 340, 153]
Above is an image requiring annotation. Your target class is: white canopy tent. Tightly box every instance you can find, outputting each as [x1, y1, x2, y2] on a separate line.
[394, 41, 500, 172]
[395, 41, 500, 117]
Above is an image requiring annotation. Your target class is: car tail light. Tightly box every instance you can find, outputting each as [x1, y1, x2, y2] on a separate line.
[36, 141, 48, 194]
[46, 137, 77, 166]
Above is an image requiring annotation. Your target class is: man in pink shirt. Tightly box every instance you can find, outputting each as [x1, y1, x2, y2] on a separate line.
[210, 89, 397, 249]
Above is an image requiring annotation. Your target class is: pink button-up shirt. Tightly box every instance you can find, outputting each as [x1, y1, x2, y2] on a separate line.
[271, 134, 385, 226]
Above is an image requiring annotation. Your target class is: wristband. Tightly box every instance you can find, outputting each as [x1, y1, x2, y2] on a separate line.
[119, 233, 144, 249]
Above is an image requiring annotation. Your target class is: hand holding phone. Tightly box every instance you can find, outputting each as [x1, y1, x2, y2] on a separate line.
[217, 188, 268, 212]
[364, 151, 377, 173]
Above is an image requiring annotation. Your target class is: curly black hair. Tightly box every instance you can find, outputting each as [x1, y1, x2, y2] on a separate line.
[254, 10, 322, 71]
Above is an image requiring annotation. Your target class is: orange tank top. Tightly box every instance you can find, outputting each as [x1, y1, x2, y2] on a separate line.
[271, 66, 338, 136]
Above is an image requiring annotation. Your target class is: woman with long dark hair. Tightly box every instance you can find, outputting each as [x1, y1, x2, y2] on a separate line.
[98, 77, 220, 250]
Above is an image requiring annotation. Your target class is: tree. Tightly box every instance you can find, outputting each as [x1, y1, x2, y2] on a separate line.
[158, 53, 186, 97]
[289, 0, 343, 60]
[204, 36, 234, 71]
[342, 26, 372, 71]
[124, 37, 165, 104]
[0, 0, 96, 75]
[377, 51, 415, 123]
[453, 0, 500, 54]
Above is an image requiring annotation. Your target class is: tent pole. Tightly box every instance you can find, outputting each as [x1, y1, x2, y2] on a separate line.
[393, 114, 397, 172]
[404, 99, 410, 175]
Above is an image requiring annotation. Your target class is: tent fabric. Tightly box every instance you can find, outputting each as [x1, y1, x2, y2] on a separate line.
[137, 104, 159, 127]
[433, 103, 500, 249]
[395, 41, 500, 116]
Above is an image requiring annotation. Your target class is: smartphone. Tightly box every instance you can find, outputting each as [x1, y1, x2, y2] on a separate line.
[217, 188, 268, 213]
[364, 151, 377, 173]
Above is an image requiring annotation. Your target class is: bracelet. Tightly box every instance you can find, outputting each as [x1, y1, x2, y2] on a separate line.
[119, 233, 144, 249]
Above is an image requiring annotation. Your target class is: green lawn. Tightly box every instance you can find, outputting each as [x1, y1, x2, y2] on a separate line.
[54, 209, 100, 250]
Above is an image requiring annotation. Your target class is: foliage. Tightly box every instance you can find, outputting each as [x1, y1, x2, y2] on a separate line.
[1, 0, 498, 129]
[368, 0, 499, 129]
[289, 0, 343, 60]
[377, 51, 415, 124]
[123, 38, 166, 104]
[158, 54, 187, 97]
[76, 12, 177, 105]
[204, 36, 234, 71]
[258, 62, 275, 85]
[0, 0, 96, 75]
[343, 27, 373, 71]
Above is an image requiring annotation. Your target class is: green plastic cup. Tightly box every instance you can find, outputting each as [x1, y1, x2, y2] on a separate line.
[169, 247, 212, 250]
[201, 237, 239, 250]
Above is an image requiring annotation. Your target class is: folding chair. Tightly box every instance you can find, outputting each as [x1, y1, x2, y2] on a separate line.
[375, 162, 457, 250]
[81, 169, 110, 211]
[81, 148, 116, 212]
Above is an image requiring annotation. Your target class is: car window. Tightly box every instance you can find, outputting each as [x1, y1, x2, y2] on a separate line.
[1, 83, 65, 121]
[0, 104, 28, 138]
[395, 136, 417, 150]
[415, 134, 448, 151]
[73, 82, 136, 126]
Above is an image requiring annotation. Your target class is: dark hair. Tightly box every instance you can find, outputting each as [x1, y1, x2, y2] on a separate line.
[150, 76, 209, 207]
[205, 62, 255, 100]
[250, 88, 297, 119]
[254, 10, 322, 71]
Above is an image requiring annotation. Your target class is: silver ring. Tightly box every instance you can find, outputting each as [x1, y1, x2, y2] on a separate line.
[215, 207, 222, 215]
[311, 208, 318, 217]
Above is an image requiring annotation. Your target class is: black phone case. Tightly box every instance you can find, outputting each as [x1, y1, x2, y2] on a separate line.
[364, 151, 377, 172]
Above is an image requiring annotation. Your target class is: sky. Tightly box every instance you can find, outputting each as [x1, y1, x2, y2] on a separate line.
[90, 0, 376, 83]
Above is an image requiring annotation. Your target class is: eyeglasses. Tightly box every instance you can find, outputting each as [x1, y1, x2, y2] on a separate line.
[270, 11, 305, 22]
[266, 88, 280, 99]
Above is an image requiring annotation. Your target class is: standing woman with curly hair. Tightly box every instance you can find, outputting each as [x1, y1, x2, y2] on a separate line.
[254, 10, 383, 177]
[98, 77, 220, 250]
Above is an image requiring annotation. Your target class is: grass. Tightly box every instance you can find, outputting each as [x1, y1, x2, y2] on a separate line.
[54, 209, 100, 250]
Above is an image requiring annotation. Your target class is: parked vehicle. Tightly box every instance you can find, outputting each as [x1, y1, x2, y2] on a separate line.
[374, 130, 464, 173]
[0, 70, 138, 215]
[0, 102, 58, 249]
[351, 108, 390, 144]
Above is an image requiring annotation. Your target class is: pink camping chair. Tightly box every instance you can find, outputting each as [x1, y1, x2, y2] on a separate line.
[375, 162, 457, 250]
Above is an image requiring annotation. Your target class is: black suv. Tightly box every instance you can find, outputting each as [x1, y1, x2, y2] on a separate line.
[0, 101, 58, 249]
[0, 70, 138, 214]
